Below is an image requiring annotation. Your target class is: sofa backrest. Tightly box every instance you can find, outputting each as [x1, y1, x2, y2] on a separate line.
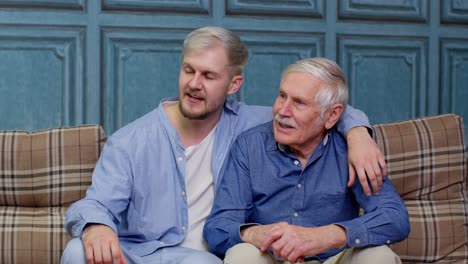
[373, 114, 467, 263]
[0, 125, 106, 207]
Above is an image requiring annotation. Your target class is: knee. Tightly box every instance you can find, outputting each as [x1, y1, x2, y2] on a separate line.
[349, 245, 401, 264]
[61, 238, 86, 264]
[224, 243, 275, 264]
[179, 251, 222, 264]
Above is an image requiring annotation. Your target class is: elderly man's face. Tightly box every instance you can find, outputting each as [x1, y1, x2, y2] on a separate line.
[272, 72, 328, 153]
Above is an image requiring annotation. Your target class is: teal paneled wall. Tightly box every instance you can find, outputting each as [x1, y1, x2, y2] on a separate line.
[0, 0, 467, 144]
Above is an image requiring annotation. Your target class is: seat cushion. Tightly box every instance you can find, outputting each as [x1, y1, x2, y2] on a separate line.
[0, 206, 69, 264]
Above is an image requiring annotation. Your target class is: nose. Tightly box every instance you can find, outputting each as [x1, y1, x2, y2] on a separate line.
[188, 73, 202, 89]
[277, 99, 292, 117]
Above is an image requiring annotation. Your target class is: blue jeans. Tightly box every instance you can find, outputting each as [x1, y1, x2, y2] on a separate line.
[61, 238, 222, 264]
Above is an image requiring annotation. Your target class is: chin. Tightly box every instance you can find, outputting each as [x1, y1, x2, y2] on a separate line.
[274, 134, 290, 145]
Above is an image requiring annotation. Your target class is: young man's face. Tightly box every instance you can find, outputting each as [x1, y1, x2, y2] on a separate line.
[272, 72, 327, 153]
[178, 44, 241, 121]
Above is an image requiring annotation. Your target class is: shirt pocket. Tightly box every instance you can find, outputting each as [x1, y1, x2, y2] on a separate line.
[305, 190, 357, 226]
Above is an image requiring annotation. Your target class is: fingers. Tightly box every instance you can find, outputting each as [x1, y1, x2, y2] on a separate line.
[85, 244, 95, 264]
[273, 236, 305, 263]
[101, 242, 113, 264]
[261, 222, 288, 251]
[378, 154, 388, 179]
[110, 241, 126, 264]
[347, 164, 356, 188]
[356, 166, 371, 196]
[82, 224, 124, 264]
[364, 162, 380, 195]
[261, 227, 283, 251]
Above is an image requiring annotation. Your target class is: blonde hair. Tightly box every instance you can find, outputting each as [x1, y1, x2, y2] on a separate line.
[183, 26, 249, 75]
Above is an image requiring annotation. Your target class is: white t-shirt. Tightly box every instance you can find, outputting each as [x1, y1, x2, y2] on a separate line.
[179, 124, 217, 251]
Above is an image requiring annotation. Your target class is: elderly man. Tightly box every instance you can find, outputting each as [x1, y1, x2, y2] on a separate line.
[203, 57, 410, 264]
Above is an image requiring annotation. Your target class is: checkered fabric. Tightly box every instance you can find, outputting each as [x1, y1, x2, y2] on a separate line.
[373, 114, 468, 264]
[0, 125, 105, 264]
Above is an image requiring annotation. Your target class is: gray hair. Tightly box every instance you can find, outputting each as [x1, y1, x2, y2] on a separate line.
[281, 57, 348, 118]
[183, 26, 249, 75]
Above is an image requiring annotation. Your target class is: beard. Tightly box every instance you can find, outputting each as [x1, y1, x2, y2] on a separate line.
[179, 99, 209, 120]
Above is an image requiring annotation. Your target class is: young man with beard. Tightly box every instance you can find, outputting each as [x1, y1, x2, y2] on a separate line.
[61, 27, 387, 264]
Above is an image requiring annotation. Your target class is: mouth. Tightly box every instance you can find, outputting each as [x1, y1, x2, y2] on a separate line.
[278, 122, 293, 129]
[185, 92, 204, 102]
[275, 121, 295, 132]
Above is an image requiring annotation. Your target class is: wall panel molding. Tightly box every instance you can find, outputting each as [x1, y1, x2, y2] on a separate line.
[0, 0, 84, 10]
[102, 0, 210, 14]
[441, 39, 468, 131]
[238, 33, 323, 106]
[225, 0, 324, 18]
[0, 27, 84, 130]
[102, 29, 187, 133]
[339, 0, 428, 23]
[339, 36, 427, 123]
[441, 0, 468, 24]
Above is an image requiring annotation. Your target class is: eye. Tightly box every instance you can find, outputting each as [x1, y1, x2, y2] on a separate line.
[278, 91, 286, 99]
[183, 66, 194, 74]
[205, 73, 215, 80]
[296, 100, 309, 110]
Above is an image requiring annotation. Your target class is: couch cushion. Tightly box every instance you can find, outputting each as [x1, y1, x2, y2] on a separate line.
[0, 125, 105, 207]
[373, 114, 467, 263]
[0, 206, 68, 263]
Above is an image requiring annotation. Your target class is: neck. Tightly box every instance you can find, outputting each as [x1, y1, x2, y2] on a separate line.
[289, 131, 327, 170]
[164, 102, 221, 148]
[290, 145, 316, 170]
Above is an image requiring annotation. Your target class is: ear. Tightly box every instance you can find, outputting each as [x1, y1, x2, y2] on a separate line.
[324, 104, 344, 130]
[227, 75, 243, 95]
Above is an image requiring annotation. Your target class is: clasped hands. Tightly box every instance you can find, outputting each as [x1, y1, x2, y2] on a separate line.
[241, 222, 347, 263]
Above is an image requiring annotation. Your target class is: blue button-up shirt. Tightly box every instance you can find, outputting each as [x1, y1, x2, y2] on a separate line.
[203, 122, 410, 261]
[64, 97, 371, 257]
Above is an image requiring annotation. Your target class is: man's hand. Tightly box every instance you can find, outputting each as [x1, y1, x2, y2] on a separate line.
[263, 224, 347, 263]
[347, 126, 388, 195]
[240, 222, 289, 250]
[82, 223, 127, 264]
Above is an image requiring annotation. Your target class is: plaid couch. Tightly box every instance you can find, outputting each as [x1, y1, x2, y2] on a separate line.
[0, 125, 105, 263]
[374, 114, 468, 263]
[0, 115, 467, 263]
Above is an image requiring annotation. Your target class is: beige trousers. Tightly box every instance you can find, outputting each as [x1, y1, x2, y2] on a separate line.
[224, 243, 401, 264]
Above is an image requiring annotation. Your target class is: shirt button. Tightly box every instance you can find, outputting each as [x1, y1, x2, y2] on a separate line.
[355, 239, 360, 244]
[297, 184, 302, 188]
[160, 241, 165, 245]
[293, 212, 299, 217]
[387, 240, 391, 244]
[177, 157, 183, 162]
[182, 191, 186, 196]
[294, 160, 299, 165]
[182, 226, 186, 231]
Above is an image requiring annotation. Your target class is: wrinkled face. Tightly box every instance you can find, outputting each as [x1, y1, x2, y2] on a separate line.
[178, 45, 240, 121]
[273, 72, 327, 152]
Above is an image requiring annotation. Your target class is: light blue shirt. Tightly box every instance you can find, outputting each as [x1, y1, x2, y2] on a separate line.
[64, 97, 370, 257]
